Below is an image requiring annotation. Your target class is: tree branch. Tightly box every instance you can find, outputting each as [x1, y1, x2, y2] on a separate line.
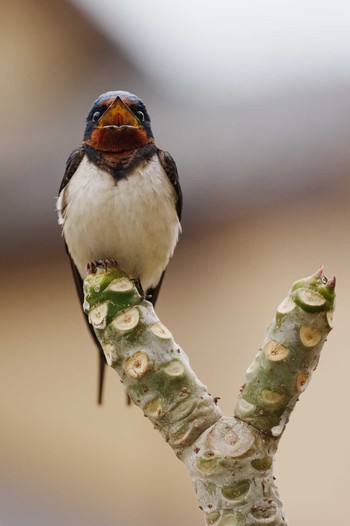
[83, 263, 335, 526]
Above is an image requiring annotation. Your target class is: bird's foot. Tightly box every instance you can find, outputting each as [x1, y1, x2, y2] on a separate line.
[86, 258, 119, 274]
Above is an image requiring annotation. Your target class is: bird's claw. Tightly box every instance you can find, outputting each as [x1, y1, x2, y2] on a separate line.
[86, 258, 119, 274]
[86, 261, 97, 274]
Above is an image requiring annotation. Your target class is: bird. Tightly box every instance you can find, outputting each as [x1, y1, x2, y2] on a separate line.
[57, 90, 182, 404]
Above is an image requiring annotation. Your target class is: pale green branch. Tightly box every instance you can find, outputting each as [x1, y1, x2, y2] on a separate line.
[83, 264, 335, 526]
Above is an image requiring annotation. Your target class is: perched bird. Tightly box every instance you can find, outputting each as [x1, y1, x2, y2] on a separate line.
[57, 91, 182, 404]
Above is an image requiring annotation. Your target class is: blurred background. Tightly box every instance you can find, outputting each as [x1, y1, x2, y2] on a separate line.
[1, 0, 350, 524]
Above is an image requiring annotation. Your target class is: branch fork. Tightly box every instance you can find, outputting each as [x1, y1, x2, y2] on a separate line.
[83, 264, 335, 526]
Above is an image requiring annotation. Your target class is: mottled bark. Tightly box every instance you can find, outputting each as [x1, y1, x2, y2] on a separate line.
[83, 263, 335, 526]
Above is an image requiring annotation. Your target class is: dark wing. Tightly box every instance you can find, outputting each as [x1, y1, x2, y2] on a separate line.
[157, 149, 183, 220]
[147, 271, 165, 307]
[59, 147, 84, 193]
[67, 251, 107, 405]
[58, 147, 85, 225]
[59, 147, 106, 405]
[148, 150, 183, 306]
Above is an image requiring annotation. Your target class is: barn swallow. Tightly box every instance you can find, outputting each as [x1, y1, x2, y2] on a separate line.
[57, 91, 182, 404]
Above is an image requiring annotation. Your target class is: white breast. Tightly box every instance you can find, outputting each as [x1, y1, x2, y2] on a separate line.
[57, 154, 181, 291]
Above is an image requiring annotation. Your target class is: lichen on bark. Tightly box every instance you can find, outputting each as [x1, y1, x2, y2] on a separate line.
[83, 263, 335, 526]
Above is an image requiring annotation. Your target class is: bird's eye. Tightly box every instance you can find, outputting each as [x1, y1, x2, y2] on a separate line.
[92, 111, 101, 122]
[137, 111, 145, 122]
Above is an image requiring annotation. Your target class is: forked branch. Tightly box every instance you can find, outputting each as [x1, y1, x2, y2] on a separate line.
[83, 263, 335, 526]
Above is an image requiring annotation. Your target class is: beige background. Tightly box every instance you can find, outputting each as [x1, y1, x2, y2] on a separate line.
[1, 1, 349, 524]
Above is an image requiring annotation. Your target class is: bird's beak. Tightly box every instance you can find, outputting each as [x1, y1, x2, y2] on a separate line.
[97, 97, 141, 128]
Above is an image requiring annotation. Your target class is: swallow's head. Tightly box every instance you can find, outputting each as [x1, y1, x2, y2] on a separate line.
[83, 91, 154, 153]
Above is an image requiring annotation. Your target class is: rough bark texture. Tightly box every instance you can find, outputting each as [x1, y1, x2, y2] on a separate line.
[83, 264, 335, 526]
